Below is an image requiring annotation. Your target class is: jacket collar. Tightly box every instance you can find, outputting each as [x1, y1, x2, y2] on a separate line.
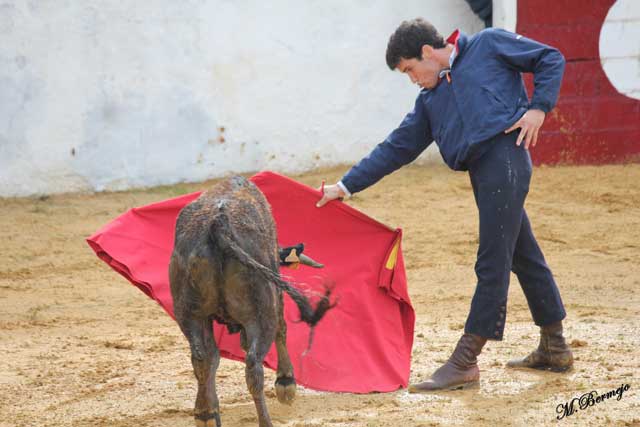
[446, 29, 468, 68]
[429, 30, 470, 90]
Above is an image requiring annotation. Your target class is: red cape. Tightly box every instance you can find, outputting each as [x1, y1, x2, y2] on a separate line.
[87, 171, 414, 393]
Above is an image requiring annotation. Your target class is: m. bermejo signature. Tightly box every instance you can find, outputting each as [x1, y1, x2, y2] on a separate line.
[557, 384, 631, 420]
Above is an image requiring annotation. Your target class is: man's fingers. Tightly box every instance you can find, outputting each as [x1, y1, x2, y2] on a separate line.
[316, 183, 346, 208]
[530, 128, 539, 148]
[516, 126, 527, 146]
[316, 181, 327, 207]
[505, 117, 524, 134]
[510, 110, 545, 147]
[316, 195, 329, 208]
[524, 126, 534, 150]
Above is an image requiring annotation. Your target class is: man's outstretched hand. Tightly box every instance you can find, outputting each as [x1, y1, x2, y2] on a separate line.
[316, 183, 345, 208]
[504, 109, 546, 150]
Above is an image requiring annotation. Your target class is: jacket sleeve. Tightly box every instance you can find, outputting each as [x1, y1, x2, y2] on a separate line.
[341, 95, 433, 194]
[489, 28, 565, 113]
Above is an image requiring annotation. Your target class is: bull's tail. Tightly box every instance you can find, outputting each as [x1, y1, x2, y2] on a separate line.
[208, 210, 333, 328]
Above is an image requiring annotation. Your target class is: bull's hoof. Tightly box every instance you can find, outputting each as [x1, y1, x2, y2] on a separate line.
[275, 376, 296, 404]
[195, 411, 221, 427]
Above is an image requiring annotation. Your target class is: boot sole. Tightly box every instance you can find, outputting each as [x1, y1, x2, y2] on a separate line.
[447, 380, 479, 391]
[541, 365, 572, 373]
[408, 380, 479, 393]
[507, 364, 572, 373]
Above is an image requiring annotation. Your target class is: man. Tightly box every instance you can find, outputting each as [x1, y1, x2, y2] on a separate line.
[316, 19, 573, 391]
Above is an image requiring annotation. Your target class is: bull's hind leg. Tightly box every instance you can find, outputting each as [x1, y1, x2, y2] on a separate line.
[274, 292, 296, 404]
[244, 322, 276, 427]
[177, 316, 222, 427]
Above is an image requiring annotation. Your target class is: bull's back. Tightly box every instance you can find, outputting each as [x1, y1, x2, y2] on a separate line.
[172, 176, 278, 269]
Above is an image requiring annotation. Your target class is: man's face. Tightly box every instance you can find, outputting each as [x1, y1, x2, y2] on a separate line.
[397, 52, 441, 90]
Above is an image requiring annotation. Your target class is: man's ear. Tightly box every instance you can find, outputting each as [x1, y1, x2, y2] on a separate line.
[421, 44, 434, 59]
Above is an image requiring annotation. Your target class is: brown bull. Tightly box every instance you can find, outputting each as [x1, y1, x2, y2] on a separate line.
[169, 176, 332, 427]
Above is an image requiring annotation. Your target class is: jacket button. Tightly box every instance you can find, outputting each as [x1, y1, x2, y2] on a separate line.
[496, 321, 502, 327]
[495, 331, 500, 337]
[499, 313, 505, 319]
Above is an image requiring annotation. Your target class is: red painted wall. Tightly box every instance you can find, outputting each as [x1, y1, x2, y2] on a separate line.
[517, 0, 640, 165]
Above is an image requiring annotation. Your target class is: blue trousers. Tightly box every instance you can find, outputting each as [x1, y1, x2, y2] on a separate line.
[464, 131, 566, 340]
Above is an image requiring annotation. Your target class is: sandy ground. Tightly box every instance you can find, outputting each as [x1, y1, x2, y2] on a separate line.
[1, 163, 639, 427]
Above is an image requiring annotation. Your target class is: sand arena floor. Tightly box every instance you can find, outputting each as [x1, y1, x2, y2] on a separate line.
[1, 163, 639, 427]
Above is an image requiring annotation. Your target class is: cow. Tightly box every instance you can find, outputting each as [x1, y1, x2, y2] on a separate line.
[169, 175, 333, 427]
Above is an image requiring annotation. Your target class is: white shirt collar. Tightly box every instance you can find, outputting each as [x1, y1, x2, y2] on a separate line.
[449, 46, 457, 68]
[438, 44, 458, 79]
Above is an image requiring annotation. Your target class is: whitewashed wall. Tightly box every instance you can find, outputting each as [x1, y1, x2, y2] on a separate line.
[0, 1, 483, 197]
[600, 0, 640, 101]
[493, 0, 517, 32]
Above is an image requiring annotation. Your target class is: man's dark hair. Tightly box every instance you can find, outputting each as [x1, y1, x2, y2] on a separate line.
[385, 18, 446, 70]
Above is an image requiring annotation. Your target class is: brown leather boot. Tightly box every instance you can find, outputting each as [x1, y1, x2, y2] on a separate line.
[409, 333, 487, 392]
[507, 321, 573, 372]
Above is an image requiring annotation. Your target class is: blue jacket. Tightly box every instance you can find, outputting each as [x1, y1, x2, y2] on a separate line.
[341, 28, 565, 194]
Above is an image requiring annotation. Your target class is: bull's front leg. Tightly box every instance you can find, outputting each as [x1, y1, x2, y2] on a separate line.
[274, 292, 296, 404]
[177, 315, 222, 427]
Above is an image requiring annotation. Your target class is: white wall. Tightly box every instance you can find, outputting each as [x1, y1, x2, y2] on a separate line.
[600, 0, 640, 101]
[492, 0, 517, 32]
[0, 1, 483, 197]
